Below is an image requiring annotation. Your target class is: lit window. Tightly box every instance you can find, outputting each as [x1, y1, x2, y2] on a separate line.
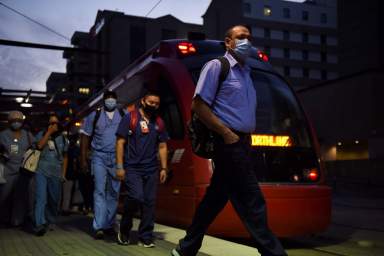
[79, 88, 90, 95]
[283, 8, 290, 18]
[264, 6, 272, 16]
[62, 88, 66, 92]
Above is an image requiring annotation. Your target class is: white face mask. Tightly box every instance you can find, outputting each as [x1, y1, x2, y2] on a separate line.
[233, 38, 252, 60]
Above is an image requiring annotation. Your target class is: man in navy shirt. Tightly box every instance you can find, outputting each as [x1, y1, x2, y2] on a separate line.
[171, 25, 287, 256]
[115, 91, 169, 248]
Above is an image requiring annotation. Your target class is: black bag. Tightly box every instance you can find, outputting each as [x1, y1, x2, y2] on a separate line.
[188, 56, 230, 159]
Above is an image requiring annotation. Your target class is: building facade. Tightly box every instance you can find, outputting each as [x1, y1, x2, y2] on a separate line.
[203, 0, 338, 89]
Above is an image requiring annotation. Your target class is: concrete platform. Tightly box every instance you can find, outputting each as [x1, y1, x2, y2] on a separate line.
[0, 215, 261, 256]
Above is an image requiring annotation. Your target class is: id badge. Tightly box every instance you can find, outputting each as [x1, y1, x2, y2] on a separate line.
[10, 144, 19, 154]
[48, 140, 55, 150]
[140, 121, 149, 134]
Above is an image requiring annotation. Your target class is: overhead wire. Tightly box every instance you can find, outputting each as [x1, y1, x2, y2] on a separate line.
[0, 1, 70, 42]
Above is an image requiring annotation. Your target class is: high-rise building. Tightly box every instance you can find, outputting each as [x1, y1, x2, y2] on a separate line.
[203, 0, 338, 89]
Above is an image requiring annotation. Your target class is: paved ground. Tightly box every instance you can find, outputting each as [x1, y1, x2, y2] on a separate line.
[1, 194, 383, 256]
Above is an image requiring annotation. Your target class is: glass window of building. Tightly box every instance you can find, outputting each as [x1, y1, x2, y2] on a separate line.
[264, 6, 272, 16]
[302, 32, 309, 43]
[243, 2, 251, 14]
[321, 13, 327, 24]
[264, 28, 271, 38]
[303, 68, 309, 78]
[283, 8, 290, 18]
[284, 66, 290, 76]
[284, 48, 290, 59]
[283, 30, 290, 41]
[302, 50, 309, 60]
[302, 11, 309, 21]
[321, 70, 327, 80]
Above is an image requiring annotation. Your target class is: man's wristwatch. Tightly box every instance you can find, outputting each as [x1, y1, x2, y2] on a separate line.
[116, 163, 124, 169]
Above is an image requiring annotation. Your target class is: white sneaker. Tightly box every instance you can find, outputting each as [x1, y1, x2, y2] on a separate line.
[138, 240, 155, 248]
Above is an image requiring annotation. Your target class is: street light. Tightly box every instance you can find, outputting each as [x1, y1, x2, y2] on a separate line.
[20, 103, 32, 108]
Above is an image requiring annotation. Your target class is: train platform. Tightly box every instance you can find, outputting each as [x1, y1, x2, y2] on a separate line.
[1, 194, 384, 256]
[0, 214, 259, 256]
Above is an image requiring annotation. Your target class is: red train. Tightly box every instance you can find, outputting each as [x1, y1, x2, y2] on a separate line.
[78, 38, 331, 238]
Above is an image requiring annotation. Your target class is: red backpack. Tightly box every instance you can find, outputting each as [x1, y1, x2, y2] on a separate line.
[128, 108, 165, 136]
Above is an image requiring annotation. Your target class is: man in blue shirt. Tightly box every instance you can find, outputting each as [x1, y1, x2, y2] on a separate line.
[80, 90, 123, 239]
[115, 91, 169, 248]
[171, 25, 287, 256]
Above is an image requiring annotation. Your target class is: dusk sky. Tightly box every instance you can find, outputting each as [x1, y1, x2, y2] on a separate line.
[0, 0, 305, 92]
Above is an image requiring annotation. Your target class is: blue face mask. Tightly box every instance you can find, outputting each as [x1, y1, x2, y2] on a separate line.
[10, 121, 22, 130]
[233, 38, 252, 61]
[104, 98, 117, 111]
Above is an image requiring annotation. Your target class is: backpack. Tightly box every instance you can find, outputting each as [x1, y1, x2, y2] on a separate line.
[127, 108, 165, 136]
[91, 108, 125, 140]
[187, 56, 230, 159]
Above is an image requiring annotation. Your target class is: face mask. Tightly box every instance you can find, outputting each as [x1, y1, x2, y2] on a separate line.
[233, 38, 252, 61]
[143, 104, 158, 116]
[104, 98, 117, 111]
[10, 121, 22, 130]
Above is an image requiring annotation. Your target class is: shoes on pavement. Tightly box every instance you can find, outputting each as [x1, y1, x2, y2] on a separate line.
[171, 248, 183, 256]
[138, 239, 155, 248]
[117, 230, 129, 245]
[94, 229, 104, 239]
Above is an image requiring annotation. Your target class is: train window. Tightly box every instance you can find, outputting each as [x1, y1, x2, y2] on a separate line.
[157, 77, 184, 140]
[251, 70, 311, 148]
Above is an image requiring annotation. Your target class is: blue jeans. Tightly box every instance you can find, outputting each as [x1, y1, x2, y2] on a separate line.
[120, 171, 158, 242]
[34, 172, 61, 230]
[91, 151, 121, 231]
[178, 135, 287, 256]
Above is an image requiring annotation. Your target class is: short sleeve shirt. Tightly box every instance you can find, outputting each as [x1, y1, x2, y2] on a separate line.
[35, 131, 69, 178]
[80, 109, 124, 153]
[0, 129, 34, 176]
[116, 110, 169, 174]
[194, 51, 257, 133]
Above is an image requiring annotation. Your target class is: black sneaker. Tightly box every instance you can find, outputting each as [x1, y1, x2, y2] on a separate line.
[117, 230, 129, 245]
[138, 239, 155, 248]
[171, 248, 183, 256]
[35, 227, 47, 237]
[94, 229, 104, 239]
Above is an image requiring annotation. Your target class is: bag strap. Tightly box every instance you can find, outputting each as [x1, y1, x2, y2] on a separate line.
[213, 56, 230, 104]
[91, 108, 102, 140]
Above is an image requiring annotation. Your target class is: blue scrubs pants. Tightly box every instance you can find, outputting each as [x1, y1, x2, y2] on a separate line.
[34, 172, 61, 230]
[91, 151, 121, 231]
[120, 171, 158, 242]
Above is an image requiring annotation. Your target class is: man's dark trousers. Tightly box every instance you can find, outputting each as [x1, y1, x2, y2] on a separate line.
[120, 171, 158, 242]
[178, 135, 287, 256]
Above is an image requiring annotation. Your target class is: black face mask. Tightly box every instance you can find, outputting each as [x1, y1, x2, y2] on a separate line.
[143, 104, 158, 116]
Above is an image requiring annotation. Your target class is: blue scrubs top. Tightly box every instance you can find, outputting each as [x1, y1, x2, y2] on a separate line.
[116, 111, 169, 174]
[80, 109, 124, 153]
[194, 51, 257, 133]
[35, 131, 68, 178]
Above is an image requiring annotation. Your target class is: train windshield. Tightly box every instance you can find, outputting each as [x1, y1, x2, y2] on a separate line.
[186, 64, 319, 184]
